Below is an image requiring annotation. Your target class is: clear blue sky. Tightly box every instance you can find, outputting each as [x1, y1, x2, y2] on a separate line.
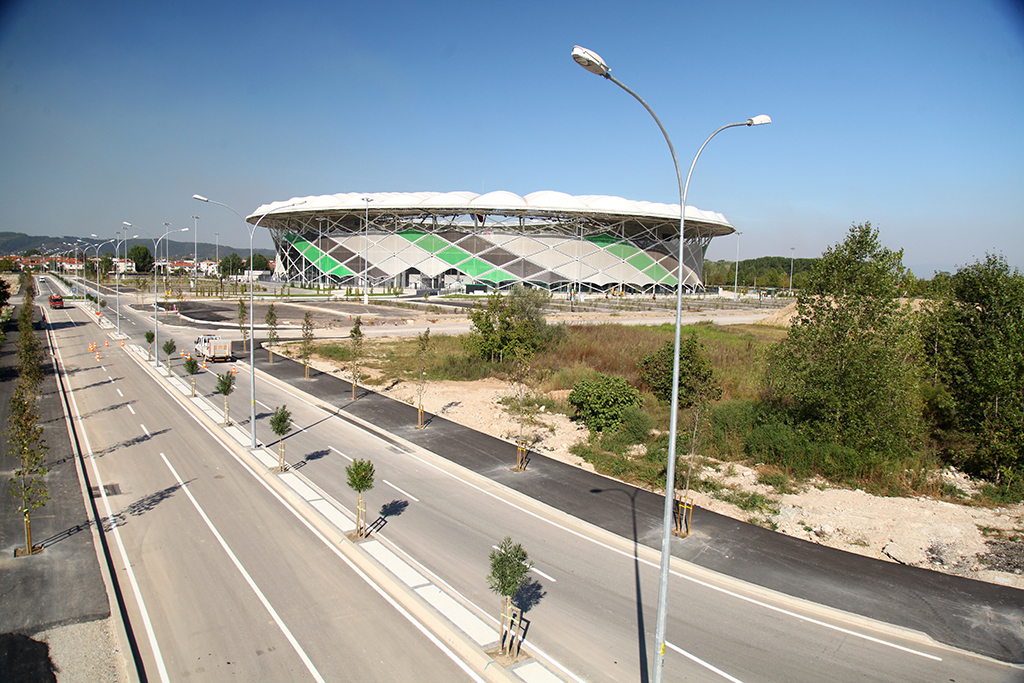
[1, 0, 1022, 276]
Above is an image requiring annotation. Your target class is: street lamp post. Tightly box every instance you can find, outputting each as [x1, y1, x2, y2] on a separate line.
[317, 216, 327, 292]
[192, 215, 200, 283]
[362, 197, 372, 305]
[114, 229, 138, 336]
[572, 45, 770, 683]
[789, 246, 795, 294]
[129, 223, 188, 371]
[734, 231, 743, 300]
[87, 235, 116, 316]
[193, 194, 306, 450]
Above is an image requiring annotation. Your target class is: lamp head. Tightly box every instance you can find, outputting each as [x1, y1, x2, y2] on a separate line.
[572, 45, 610, 77]
[746, 115, 772, 126]
[192, 194, 209, 203]
[123, 222, 132, 227]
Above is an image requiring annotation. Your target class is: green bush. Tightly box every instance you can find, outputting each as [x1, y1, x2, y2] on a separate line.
[617, 405, 654, 444]
[568, 373, 641, 432]
[637, 333, 720, 405]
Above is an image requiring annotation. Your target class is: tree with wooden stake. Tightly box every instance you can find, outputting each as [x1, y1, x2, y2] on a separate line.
[345, 458, 374, 538]
[300, 310, 314, 380]
[145, 330, 155, 360]
[508, 349, 535, 471]
[487, 536, 532, 655]
[215, 370, 235, 426]
[162, 338, 176, 373]
[237, 298, 248, 353]
[184, 356, 200, 397]
[265, 303, 278, 363]
[269, 405, 292, 472]
[415, 328, 431, 429]
[5, 382, 50, 557]
[349, 316, 363, 400]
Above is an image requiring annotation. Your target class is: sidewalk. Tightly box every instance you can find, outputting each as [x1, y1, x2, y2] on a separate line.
[246, 341, 1024, 663]
[0, 305, 127, 682]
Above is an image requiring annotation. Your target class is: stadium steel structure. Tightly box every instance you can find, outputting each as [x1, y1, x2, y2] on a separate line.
[248, 190, 737, 294]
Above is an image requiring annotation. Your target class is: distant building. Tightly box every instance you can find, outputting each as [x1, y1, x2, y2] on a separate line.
[249, 190, 737, 294]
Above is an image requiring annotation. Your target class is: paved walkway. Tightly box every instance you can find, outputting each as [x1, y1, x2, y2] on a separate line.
[0, 305, 126, 681]
[246, 340, 1024, 663]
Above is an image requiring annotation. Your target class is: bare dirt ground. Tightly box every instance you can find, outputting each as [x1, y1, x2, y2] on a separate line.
[285, 302, 1024, 591]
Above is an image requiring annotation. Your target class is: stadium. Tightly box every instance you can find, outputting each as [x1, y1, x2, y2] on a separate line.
[248, 191, 737, 294]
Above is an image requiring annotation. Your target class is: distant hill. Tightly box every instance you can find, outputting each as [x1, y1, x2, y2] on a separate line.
[0, 232, 275, 260]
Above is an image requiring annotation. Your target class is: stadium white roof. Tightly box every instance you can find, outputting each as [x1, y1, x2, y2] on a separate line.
[248, 190, 736, 237]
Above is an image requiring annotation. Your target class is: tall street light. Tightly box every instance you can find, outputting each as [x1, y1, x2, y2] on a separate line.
[572, 44, 770, 683]
[114, 229, 138, 336]
[129, 223, 188, 371]
[193, 194, 306, 449]
[362, 196, 372, 305]
[317, 216, 327, 292]
[734, 231, 743, 301]
[789, 246, 795, 294]
[192, 215, 200, 282]
[87, 235, 116, 316]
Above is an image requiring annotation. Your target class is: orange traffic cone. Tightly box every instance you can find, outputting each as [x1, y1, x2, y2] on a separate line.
[104, 340, 109, 347]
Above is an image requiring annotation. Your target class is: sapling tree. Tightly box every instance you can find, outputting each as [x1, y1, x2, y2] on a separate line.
[215, 370, 235, 426]
[237, 298, 249, 352]
[269, 405, 292, 471]
[6, 381, 49, 557]
[487, 536, 532, 653]
[162, 338, 176, 373]
[416, 328, 431, 428]
[300, 310, 314, 380]
[349, 316, 363, 400]
[145, 330, 155, 360]
[346, 458, 375, 537]
[184, 356, 200, 397]
[265, 303, 279, 363]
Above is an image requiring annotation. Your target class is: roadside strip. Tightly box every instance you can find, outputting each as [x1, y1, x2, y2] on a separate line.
[116, 338, 533, 683]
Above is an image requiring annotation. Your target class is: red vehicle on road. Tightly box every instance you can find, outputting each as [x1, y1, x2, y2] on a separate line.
[49, 294, 63, 309]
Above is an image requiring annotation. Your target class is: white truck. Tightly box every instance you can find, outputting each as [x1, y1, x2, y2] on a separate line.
[194, 335, 232, 362]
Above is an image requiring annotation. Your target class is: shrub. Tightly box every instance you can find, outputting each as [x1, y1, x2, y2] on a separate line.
[568, 373, 641, 432]
[637, 333, 721, 405]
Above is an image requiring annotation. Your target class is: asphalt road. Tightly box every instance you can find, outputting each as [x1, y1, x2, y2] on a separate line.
[44, 292, 479, 682]
[187, 353, 1020, 683]
[47, 276, 1024, 682]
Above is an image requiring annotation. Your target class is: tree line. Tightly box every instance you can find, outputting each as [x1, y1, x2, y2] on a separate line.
[4, 272, 50, 556]
[463, 224, 1024, 502]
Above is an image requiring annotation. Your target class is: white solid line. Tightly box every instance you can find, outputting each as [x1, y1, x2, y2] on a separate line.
[127, 405, 135, 415]
[157, 398, 486, 681]
[423, 449, 937, 660]
[490, 545, 556, 583]
[329, 445, 353, 461]
[255, 354, 939, 669]
[530, 566, 556, 583]
[47, 323, 170, 683]
[666, 641, 744, 683]
[382, 479, 420, 502]
[159, 453, 327, 683]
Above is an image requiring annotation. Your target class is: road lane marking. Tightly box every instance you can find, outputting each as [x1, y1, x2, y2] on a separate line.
[117, 389, 123, 397]
[159, 453, 327, 683]
[329, 446, 352, 461]
[402, 444, 938, 660]
[127, 405, 135, 415]
[47, 322, 171, 683]
[491, 545, 556, 583]
[666, 641, 744, 682]
[382, 479, 419, 502]
[140, 424, 149, 437]
[108, 376, 114, 382]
